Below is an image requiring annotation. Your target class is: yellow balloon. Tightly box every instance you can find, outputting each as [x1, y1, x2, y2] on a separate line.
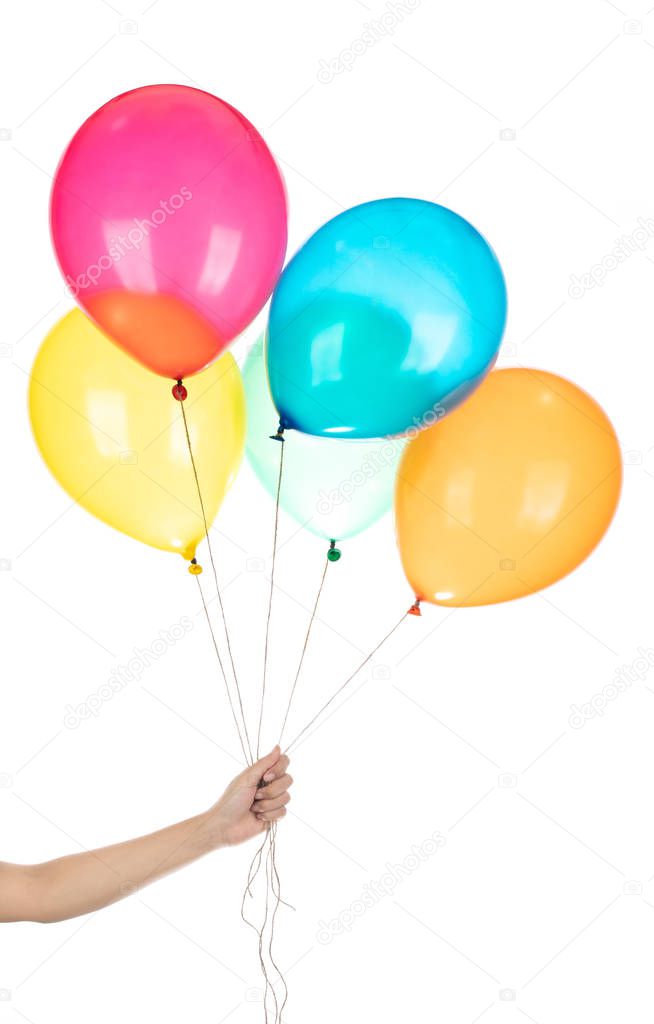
[29, 309, 245, 561]
[395, 368, 622, 607]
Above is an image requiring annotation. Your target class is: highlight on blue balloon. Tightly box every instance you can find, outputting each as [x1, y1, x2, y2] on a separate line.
[266, 198, 508, 439]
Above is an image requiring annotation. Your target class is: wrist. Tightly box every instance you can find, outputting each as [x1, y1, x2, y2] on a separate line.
[194, 809, 227, 853]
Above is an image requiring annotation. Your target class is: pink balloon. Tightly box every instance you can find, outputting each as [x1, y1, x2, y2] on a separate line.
[51, 84, 287, 378]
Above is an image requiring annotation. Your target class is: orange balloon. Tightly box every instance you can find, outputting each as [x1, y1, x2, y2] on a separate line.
[395, 368, 622, 607]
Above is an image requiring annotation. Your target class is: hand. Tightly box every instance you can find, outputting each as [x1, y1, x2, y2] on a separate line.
[204, 746, 293, 848]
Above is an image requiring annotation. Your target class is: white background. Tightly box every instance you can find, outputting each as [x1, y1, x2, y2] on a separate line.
[1, 1, 653, 1022]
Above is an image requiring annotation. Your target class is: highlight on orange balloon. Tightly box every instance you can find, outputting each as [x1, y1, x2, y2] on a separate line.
[86, 290, 225, 380]
[394, 368, 622, 607]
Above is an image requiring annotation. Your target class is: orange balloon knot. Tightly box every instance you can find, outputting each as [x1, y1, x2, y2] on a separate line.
[408, 600, 422, 616]
[172, 380, 188, 402]
[188, 558, 203, 575]
[269, 421, 285, 442]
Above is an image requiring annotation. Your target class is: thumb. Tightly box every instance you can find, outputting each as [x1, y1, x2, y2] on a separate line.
[244, 746, 281, 787]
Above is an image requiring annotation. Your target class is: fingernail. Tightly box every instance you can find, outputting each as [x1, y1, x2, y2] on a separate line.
[263, 771, 275, 782]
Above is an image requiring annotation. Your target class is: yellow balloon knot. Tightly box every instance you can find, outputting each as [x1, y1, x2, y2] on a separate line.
[189, 562, 203, 575]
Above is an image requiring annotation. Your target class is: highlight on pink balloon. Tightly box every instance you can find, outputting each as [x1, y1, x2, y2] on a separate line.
[50, 84, 288, 379]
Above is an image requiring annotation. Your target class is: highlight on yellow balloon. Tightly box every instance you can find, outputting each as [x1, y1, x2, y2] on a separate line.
[394, 368, 622, 607]
[29, 308, 246, 561]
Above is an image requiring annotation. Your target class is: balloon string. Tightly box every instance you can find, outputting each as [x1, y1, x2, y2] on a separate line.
[179, 391, 253, 764]
[241, 824, 290, 1024]
[261, 834, 278, 1024]
[194, 575, 250, 766]
[256, 432, 285, 758]
[257, 433, 289, 1020]
[244, 428, 290, 1023]
[278, 554, 330, 747]
[268, 822, 289, 1020]
[266, 606, 413, 1020]
[241, 830, 273, 1024]
[284, 609, 411, 753]
[264, 832, 282, 1022]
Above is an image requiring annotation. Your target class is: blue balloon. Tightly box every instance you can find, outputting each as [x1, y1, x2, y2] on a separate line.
[267, 198, 507, 439]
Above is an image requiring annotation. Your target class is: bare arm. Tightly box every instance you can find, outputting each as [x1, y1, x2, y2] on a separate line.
[0, 747, 291, 924]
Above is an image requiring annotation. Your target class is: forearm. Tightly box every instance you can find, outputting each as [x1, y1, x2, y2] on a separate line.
[0, 745, 291, 925]
[2, 811, 220, 924]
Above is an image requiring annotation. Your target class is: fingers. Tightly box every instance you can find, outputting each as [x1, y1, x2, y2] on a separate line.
[244, 746, 281, 787]
[256, 806, 287, 822]
[254, 773, 293, 801]
[253, 767, 293, 823]
[262, 753, 290, 784]
[254, 790, 291, 814]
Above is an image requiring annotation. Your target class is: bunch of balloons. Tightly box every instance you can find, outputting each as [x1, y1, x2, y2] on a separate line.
[28, 82, 622, 1024]
[30, 82, 622, 619]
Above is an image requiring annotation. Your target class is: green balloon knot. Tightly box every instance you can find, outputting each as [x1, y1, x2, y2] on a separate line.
[328, 541, 342, 562]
